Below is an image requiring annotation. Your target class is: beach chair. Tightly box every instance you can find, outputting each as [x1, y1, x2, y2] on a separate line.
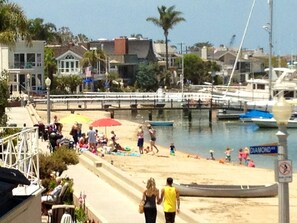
[47, 204, 75, 223]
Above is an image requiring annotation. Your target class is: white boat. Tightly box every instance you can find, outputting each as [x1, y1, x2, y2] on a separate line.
[252, 117, 297, 128]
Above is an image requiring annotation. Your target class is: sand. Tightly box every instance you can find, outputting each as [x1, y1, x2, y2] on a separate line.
[37, 109, 297, 223]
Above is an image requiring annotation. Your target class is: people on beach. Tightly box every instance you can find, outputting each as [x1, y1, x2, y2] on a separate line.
[87, 126, 97, 153]
[69, 122, 80, 145]
[207, 149, 215, 160]
[137, 125, 144, 154]
[159, 177, 180, 223]
[78, 133, 88, 149]
[142, 177, 160, 223]
[147, 124, 159, 153]
[238, 148, 244, 165]
[225, 147, 233, 162]
[169, 143, 176, 156]
[243, 147, 250, 165]
[144, 146, 151, 154]
[247, 158, 255, 168]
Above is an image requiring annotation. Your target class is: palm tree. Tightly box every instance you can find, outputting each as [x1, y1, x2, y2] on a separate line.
[147, 5, 185, 70]
[80, 49, 106, 73]
[0, 0, 31, 46]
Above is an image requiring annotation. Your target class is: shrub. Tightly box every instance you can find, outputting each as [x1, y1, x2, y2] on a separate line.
[51, 147, 79, 165]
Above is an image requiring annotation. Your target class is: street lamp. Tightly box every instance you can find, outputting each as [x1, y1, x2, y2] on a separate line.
[272, 96, 292, 223]
[45, 77, 51, 124]
[27, 73, 30, 103]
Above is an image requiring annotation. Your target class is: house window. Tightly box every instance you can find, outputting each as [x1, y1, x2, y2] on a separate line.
[27, 53, 35, 67]
[14, 53, 25, 68]
[37, 54, 42, 66]
[60, 54, 79, 74]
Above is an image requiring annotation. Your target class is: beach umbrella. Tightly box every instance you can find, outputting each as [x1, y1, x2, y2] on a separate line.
[59, 113, 92, 124]
[91, 118, 121, 134]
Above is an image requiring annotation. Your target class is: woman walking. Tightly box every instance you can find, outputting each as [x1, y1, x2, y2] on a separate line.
[142, 177, 160, 223]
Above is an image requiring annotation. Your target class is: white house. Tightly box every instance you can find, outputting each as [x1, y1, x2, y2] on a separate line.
[0, 41, 45, 97]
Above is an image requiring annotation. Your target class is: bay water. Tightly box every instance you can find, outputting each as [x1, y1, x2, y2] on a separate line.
[114, 109, 297, 171]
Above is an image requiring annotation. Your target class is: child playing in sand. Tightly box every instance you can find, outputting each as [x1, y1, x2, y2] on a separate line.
[208, 149, 215, 160]
[225, 147, 233, 162]
[170, 143, 176, 156]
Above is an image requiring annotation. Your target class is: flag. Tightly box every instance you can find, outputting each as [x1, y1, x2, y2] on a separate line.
[85, 66, 92, 77]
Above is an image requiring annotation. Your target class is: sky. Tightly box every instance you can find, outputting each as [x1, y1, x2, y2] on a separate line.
[12, 0, 297, 55]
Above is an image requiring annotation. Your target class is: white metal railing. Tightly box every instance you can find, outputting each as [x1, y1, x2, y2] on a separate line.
[0, 127, 40, 182]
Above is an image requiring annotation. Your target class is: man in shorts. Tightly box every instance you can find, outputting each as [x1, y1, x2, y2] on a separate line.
[159, 177, 180, 223]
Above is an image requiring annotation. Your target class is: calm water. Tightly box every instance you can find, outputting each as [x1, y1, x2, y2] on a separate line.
[114, 109, 297, 171]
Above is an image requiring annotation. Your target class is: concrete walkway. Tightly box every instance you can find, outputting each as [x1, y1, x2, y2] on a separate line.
[5, 106, 195, 223]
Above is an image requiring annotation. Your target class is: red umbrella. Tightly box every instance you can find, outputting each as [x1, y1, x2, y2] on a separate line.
[91, 118, 122, 134]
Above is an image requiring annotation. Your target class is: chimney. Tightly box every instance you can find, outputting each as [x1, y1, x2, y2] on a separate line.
[114, 37, 128, 55]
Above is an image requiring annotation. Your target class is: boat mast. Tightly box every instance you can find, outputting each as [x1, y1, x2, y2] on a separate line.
[224, 0, 256, 96]
[268, 0, 273, 100]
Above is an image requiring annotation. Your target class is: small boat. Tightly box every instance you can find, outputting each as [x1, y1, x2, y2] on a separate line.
[239, 109, 273, 122]
[216, 109, 241, 120]
[174, 183, 278, 198]
[251, 117, 297, 128]
[145, 120, 174, 126]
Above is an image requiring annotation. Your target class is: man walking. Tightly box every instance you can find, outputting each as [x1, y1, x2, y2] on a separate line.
[159, 177, 180, 223]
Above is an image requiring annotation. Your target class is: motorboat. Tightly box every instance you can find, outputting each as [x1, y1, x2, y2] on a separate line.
[251, 118, 297, 128]
[145, 120, 174, 126]
[174, 183, 278, 198]
[239, 109, 273, 122]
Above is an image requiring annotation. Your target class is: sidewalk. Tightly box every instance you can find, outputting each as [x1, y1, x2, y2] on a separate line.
[63, 163, 144, 223]
[4, 107, 148, 222]
[5, 106, 194, 223]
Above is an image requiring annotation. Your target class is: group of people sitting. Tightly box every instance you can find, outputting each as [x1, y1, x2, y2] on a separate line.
[70, 122, 123, 154]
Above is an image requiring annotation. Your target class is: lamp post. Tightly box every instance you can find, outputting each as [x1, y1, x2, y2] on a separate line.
[27, 73, 30, 103]
[272, 96, 292, 223]
[181, 52, 184, 102]
[45, 77, 51, 124]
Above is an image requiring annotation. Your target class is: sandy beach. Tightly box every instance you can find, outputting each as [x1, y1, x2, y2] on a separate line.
[37, 109, 297, 223]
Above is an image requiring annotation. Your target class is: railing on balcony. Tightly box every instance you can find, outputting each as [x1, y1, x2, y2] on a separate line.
[0, 127, 40, 182]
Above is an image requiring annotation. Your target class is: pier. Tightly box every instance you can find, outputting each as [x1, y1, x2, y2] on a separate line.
[32, 92, 246, 112]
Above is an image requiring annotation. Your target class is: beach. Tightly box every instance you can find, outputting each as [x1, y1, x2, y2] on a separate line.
[37, 109, 297, 223]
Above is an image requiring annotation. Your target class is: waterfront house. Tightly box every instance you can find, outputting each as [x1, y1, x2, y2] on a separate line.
[0, 41, 45, 97]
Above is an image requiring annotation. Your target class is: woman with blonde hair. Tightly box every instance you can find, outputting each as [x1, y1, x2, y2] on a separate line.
[142, 177, 160, 223]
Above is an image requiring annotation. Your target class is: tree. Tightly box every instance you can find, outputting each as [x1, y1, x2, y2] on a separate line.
[0, 71, 9, 126]
[176, 54, 220, 85]
[73, 33, 89, 43]
[53, 75, 82, 94]
[44, 47, 57, 89]
[27, 18, 59, 44]
[147, 5, 185, 70]
[135, 63, 159, 91]
[189, 42, 213, 52]
[57, 26, 74, 45]
[0, 0, 31, 46]
[80, 49, 106, 73]
[130, 33, 144, 39]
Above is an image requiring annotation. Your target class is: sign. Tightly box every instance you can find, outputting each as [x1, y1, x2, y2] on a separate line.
[249, 145, 278, 155]
[275, 160, 292, 183]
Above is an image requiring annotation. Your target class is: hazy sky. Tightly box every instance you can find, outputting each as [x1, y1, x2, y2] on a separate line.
[12, 0, 297, 55]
